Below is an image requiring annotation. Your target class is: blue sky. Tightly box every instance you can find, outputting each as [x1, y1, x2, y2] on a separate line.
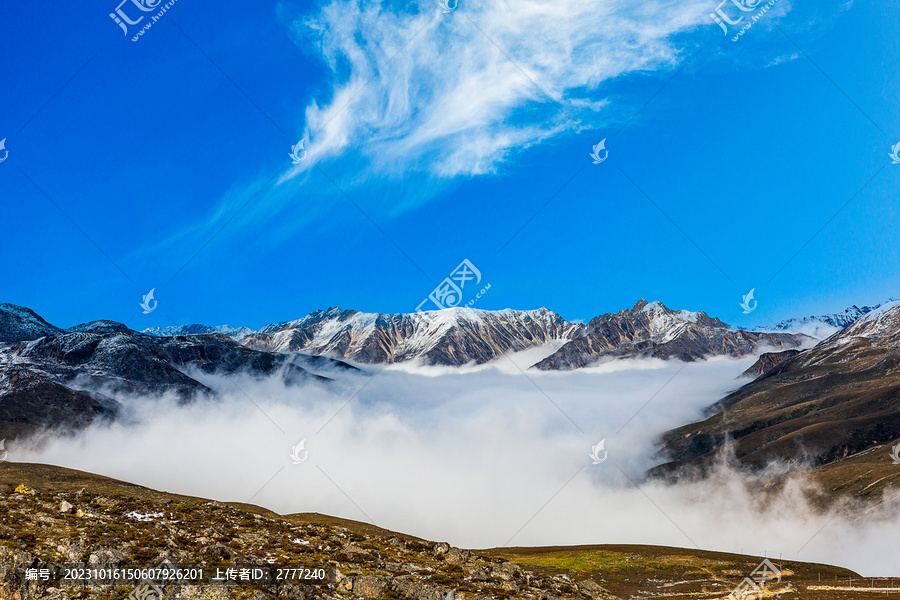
[1, 0, 898, 330]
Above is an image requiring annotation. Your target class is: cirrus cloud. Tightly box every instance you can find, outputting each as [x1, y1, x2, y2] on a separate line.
[289, 0, 717, 178]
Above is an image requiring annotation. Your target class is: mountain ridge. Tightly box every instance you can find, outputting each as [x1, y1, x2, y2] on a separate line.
[239, 301, 812, 368]
[0, 304, 350, 441]
[756, 298, 899, 338]
[242, 306, 580, 366]
[533, 300, 809, 370]
[1, 299, 882, 372]
[0, 300, 826, 371]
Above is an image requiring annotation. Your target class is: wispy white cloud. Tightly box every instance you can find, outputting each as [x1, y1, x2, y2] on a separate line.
[124, 0, 812, 266]
[289, 0, 715, 178]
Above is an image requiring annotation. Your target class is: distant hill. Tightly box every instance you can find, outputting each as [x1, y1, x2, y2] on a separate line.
[758, 300, 897, 339]
[653, 301, 900, 502]
[0, 304, 350, 440]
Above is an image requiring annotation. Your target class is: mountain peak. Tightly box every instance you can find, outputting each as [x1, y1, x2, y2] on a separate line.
[243, 307, 578, 366]
[535, 301, 803, 370]
[0, 303, 64, 343]
[762, 298, 899, 339]
[68, 320, 134, 335]
[841, 299, 900, 339]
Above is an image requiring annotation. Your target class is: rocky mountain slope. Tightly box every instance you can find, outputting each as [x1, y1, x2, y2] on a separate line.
[533, 301, 810, 370]
[740, 349, 801, 378]
[241, 307, 580, 366]
[239, 302, 810, 368]
[0, 305, 350, 441]
[652, 301, 900, 500]
[0, 304, 63, 343]
[0, 461, 876, 600]
[143, 324, 255, 340]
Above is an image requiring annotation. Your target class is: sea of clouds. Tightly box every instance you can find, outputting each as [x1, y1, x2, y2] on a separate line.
[18, 354, 900, 576]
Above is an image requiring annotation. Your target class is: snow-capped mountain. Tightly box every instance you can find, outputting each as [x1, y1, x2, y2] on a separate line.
[0, 305, 348, 440]
[142, 323, 255, 340]
[242, 307, 580, 366]
[761, 301, 896, 339]
[792, 299, 900, 368]
[242, 301, 810, 368]
[0, 299, 838, 373]
[533, 300, 811, 370]
[840, 299, 900, 340]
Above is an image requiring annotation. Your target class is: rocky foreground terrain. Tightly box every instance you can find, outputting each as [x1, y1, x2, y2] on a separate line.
[0, 462, 892, 600]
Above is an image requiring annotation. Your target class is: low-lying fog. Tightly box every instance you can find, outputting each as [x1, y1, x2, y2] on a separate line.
[18, 354, 900, 576]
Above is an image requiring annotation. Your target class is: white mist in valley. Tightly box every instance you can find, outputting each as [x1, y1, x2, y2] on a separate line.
[18, 355, 900, 576]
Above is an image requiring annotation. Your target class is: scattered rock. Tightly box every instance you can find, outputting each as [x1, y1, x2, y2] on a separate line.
[175, 584, 235, 600]
[392, 576, 441, 600]
[87, 548, 124, 567]
[74, 506, 98, 518]
[578, 580, 616, 599]
[199, 543, 235, 562]
[0, 486, 625, 600]
[324, 567, 344, 584]
[55, 542, 84, 562]
[352, 575, 389, 598]
[444, 547, 470, 566]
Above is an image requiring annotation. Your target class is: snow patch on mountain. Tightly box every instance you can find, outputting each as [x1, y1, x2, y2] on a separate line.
[760, 300, 898, 339]
[142, 324, 255, 340]
[641, 301, 704, 344]
[243, 306, 580, 366]
[840, 299, 900, 339]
